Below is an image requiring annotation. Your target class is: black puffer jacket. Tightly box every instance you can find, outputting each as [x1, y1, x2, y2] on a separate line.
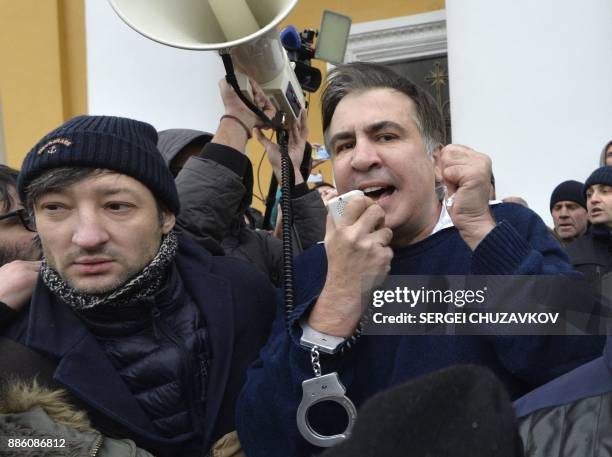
[78, 265, 209, 439]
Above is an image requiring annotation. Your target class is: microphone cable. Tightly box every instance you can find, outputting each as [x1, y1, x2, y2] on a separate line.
[221, 52, 295, 328]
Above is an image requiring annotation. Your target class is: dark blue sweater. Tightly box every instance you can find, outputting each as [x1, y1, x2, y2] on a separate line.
[236, 203, 604, 457]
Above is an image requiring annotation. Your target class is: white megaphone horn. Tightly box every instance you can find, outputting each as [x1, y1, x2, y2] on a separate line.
[108, 0, 305, 124]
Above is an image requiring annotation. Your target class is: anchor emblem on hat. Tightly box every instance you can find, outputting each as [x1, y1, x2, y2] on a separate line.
[37, 138, 72, 156]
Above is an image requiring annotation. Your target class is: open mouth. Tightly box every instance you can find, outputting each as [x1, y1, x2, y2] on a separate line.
[362, 186, 395, 201]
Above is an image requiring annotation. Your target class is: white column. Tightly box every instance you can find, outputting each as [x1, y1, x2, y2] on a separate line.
[446, 0, 612, 224]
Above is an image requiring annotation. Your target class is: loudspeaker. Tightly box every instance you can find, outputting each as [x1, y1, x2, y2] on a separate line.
[108, 0, 305, 122]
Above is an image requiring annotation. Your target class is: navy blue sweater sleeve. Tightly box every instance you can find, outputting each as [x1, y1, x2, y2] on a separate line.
[236, 245, 351, 457]
[470, 205, 604, 386]
[471, 203, 574, 275]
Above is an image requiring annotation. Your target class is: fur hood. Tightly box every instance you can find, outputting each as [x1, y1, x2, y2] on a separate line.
[0, 379, 154, 457]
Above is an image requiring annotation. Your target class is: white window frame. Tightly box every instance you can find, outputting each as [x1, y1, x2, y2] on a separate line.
[344, 10, 447, 64]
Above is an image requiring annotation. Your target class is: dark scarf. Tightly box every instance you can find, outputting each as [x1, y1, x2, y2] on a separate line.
[41, 231, 178, 311]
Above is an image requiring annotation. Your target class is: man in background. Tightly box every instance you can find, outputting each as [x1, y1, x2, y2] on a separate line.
[0, 165, 39, 265]
[0, 165, 41, 330]
[566, 168, 612, 286]
[161, 79, 326, 286]
[549, 180, 588, 246]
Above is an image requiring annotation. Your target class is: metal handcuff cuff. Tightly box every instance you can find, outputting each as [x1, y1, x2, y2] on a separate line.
[297, 321, 358, 447]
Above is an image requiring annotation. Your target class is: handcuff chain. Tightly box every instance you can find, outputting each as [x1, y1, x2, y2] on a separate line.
[310, 345, 322, 377]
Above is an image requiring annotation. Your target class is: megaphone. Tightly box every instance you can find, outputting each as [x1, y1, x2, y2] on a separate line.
[108, 0, 305, 123]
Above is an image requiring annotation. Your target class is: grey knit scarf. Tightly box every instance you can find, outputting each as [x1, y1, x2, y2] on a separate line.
[41, 230, 178, 310]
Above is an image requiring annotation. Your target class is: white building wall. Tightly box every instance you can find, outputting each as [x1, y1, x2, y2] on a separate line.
[86, 0, 226, 134]
[446, 0, 612, 224]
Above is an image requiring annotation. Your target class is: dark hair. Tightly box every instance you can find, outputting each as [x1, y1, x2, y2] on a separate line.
[312, 181, 335, 190]
[0, 164, 19, 212]
[321, 62, 446, 156]
[24, 167, 106, 219]
[25, 167, 169, 227]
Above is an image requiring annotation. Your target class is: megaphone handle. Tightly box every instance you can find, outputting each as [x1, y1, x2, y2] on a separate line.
[221, 52, 278, 130]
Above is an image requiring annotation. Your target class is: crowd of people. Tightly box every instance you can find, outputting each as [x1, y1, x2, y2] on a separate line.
[0, 62, 611, 456]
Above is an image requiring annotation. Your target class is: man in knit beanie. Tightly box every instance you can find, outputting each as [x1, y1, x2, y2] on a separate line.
[0, 115, 276, 457]
[549, 180, 588, 245]
[566, 166, 612, 288]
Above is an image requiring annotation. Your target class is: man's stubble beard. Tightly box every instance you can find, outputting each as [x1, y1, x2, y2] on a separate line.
[0, 239, 41, 267]
[45, 235, 162, 296]
[65, 262, 147, 295]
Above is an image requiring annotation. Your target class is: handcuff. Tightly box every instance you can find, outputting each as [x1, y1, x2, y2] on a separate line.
[296, 321, 358, 447]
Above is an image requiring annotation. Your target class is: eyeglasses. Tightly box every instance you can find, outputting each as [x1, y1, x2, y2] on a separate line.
[0, 208, 35, 232]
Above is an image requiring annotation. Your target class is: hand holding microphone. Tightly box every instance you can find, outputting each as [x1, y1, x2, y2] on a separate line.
[308, 191, 393, 337]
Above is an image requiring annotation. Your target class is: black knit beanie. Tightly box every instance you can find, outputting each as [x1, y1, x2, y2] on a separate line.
[17, 115, 180, 215]
[584, 166, 612, 199]
[321, 365, 523, 457]
[549, 180, 586, 212]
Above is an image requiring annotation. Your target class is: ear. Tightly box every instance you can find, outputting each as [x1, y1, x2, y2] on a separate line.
[160, 212, 176, 235]
[432, 144, 444, 184]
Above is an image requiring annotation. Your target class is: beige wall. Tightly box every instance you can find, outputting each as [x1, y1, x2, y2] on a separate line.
[0, 96, 5, 163]
[0, 0, 86, 169]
